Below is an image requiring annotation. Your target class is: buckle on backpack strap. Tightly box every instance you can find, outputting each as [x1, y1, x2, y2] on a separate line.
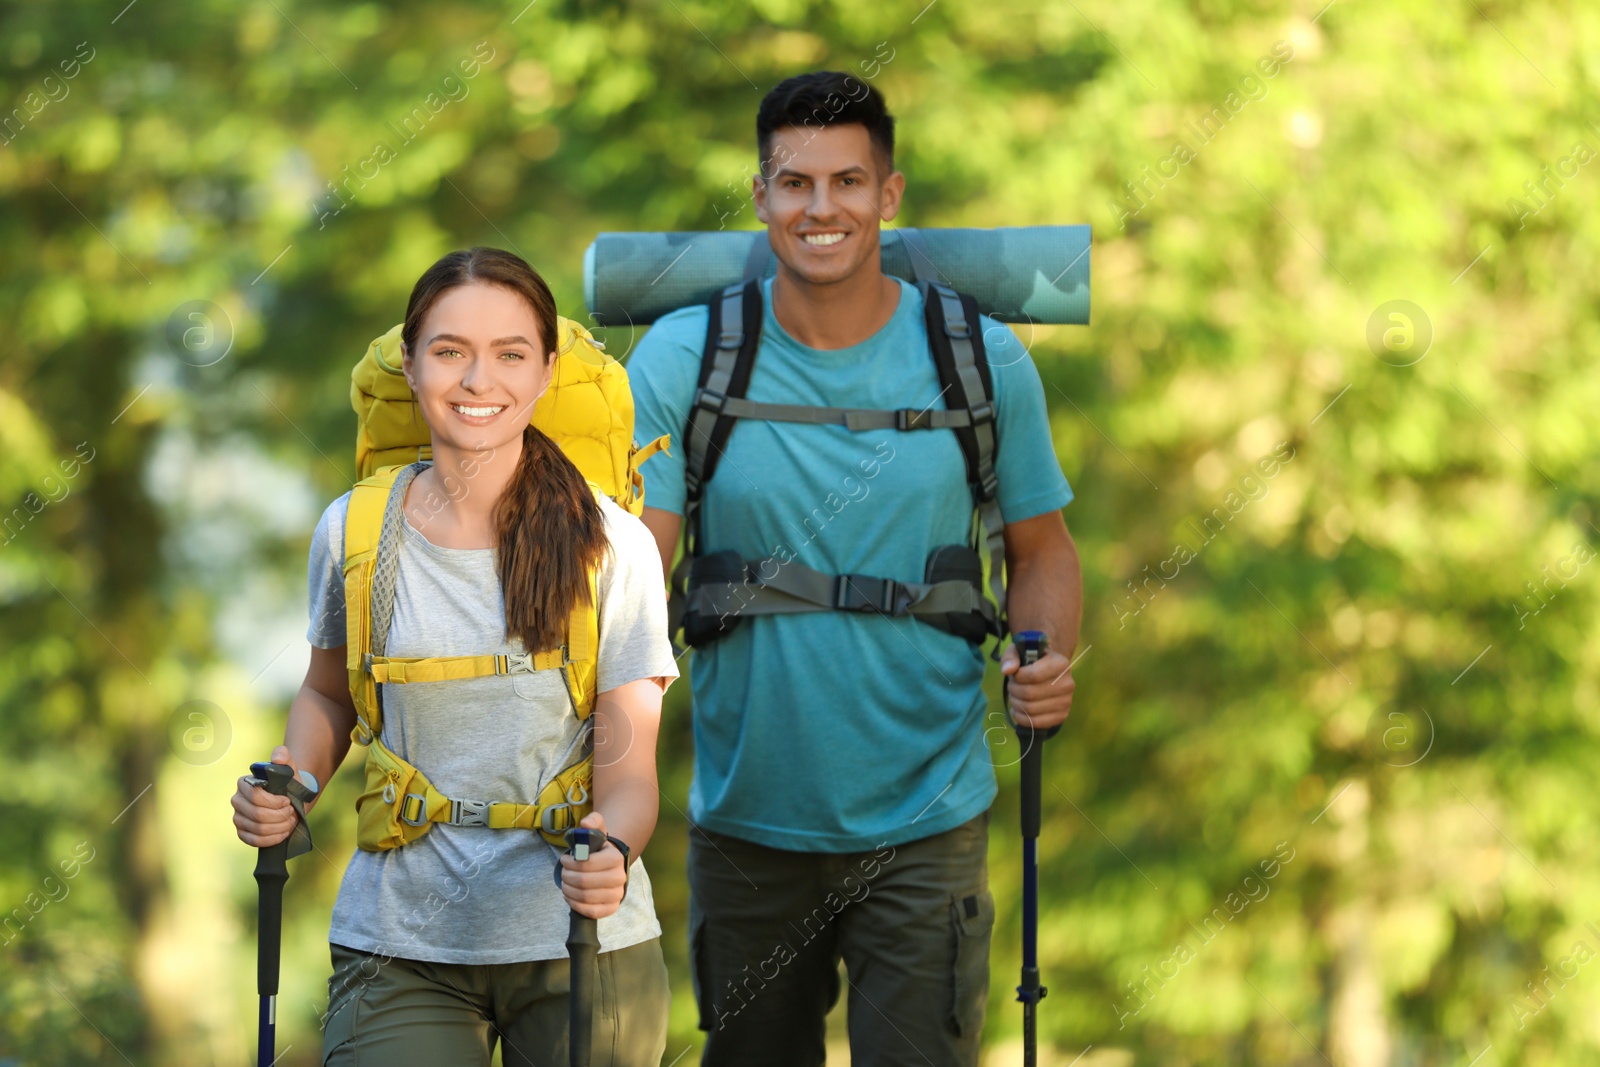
[539, 780, 590, 836]
[896, 408, 932, 431]
[944, 316, 971, 339]
[400, 793, 429, 827]
[500, 651, 544, 675]
[498, 647, 569, 675]
[834, 575, 902, 614]
[968, 401, 994, 425]
[694, 388, 728, 415]
[450, 798, 489, 828]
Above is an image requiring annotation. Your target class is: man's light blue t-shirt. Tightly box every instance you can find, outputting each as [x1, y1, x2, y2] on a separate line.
[628, 275, 1073, 852]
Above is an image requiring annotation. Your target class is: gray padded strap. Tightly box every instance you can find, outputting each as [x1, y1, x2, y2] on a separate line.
[369, 462, 427, 658]
[928, 283, 1005, 617]
[697, 394, 972, 431]
[898, 227, 944, 285]
[682, 284, 749, 543]
[977, 498, 1007, 617]
[687, 557, 996, 626]
[929, 285, 997, 494]
[742, 234, 773, 281]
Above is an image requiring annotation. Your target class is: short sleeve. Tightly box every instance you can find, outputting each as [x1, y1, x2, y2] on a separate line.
[306, 494, 350, 649]
[626, 306, 710, 518]
[595, 500, 681, 693]
[983, 319, 1075, 523]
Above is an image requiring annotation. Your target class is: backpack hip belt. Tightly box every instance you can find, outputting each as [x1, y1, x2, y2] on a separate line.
[344, 462, 600, 851]
[679, 549, 999, 646]
[674, 278, 1007, 650]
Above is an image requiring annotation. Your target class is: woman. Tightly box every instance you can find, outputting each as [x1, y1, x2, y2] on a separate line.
[231, 247, 676, 1065]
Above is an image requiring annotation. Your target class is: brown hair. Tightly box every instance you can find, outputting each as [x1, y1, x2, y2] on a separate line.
[401, 247, 606, 653]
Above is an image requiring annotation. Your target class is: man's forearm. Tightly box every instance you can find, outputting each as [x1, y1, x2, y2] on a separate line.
[1005, 542, 1083, 656]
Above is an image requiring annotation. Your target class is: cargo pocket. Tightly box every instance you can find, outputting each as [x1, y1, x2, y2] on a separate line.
[946, 890, 995, 1038]
[321, 946, 367, 1065]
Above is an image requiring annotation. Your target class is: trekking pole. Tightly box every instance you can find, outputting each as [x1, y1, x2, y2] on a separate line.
[1008, 631, 1057, 1067]
[564, 826, 606, 1067]
[249, 761, 296, 1067]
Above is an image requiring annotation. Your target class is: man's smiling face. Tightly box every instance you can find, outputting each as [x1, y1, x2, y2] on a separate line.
[753, 123, 905, 288]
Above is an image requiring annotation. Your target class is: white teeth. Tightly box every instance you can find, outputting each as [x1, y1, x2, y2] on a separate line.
[803, 233, 846, 246]
[451, 404, 504, 417]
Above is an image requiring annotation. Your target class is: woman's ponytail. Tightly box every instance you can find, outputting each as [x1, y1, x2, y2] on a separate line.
[496, 423, 607, 653]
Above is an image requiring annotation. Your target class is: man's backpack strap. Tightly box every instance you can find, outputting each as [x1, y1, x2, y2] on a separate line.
[682, 280, 763, 554]
[694, 395, 975, 430]
[672, 281, 760, 644]
[742, 233, 773, 282]
[897, 227, 943, 285]
[920, 280, 1007, 630]
[684, 555, 999, 627]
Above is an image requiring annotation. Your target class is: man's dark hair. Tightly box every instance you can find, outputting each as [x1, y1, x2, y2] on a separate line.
[756, 71, 895, 178]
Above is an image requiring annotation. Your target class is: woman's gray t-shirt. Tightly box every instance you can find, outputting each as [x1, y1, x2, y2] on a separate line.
[306, 486, 678, 965]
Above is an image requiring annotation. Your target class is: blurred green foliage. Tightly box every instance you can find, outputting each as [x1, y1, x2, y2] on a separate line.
[1, 0, 1597, 1064]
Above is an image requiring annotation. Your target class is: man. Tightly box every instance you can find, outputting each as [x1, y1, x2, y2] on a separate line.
[627, 71, 1082, 1066]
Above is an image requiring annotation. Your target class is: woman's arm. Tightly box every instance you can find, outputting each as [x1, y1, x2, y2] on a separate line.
[282, 643, 359, 808]
[591, 676, 665, 855]
[558, 676, 666, 918]
[231, 643, 358, 845]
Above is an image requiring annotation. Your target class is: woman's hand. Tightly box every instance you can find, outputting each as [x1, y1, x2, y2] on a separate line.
[231, 746, 301, 848]
[558, 812, 628, 919]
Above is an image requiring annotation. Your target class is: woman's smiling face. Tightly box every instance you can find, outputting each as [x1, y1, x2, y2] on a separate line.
[402, 281, 553, 456]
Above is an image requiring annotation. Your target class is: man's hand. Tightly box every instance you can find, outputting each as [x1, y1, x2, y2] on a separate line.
[231, 745, 301, 848]
[559, 812, 629, 919]
[1000, 644, 1075, 729]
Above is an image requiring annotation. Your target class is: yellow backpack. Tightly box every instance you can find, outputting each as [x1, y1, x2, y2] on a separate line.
[341, 318, 668, 851]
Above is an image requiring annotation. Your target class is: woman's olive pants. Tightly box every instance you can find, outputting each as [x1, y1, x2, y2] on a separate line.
[321, 937, 669, 1066]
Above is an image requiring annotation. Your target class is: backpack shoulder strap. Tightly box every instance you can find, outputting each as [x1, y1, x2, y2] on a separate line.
[919, 280, 1007, 625]
[920, 280, 996, 496]
[558, 484, 606, 721]
[343, 463, 418, 743]
[682, 279, 763, 549]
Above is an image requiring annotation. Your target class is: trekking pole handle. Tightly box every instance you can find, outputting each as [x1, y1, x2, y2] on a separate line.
[565, 825, 608, 862]
[1009, 631, 1060, 744]
[249, 761, 296, 797]
[1010, 632, 1053, 843]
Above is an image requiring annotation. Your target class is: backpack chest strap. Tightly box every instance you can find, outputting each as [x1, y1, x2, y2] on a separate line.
[365, 647, 568, 684]
[693, 389, 982, 431]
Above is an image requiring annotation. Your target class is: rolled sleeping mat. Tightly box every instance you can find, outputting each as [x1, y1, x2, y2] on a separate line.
[583, 225, 1090, 326]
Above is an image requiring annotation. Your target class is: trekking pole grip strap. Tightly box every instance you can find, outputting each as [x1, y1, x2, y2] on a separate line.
[249, 761, 316, 860]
